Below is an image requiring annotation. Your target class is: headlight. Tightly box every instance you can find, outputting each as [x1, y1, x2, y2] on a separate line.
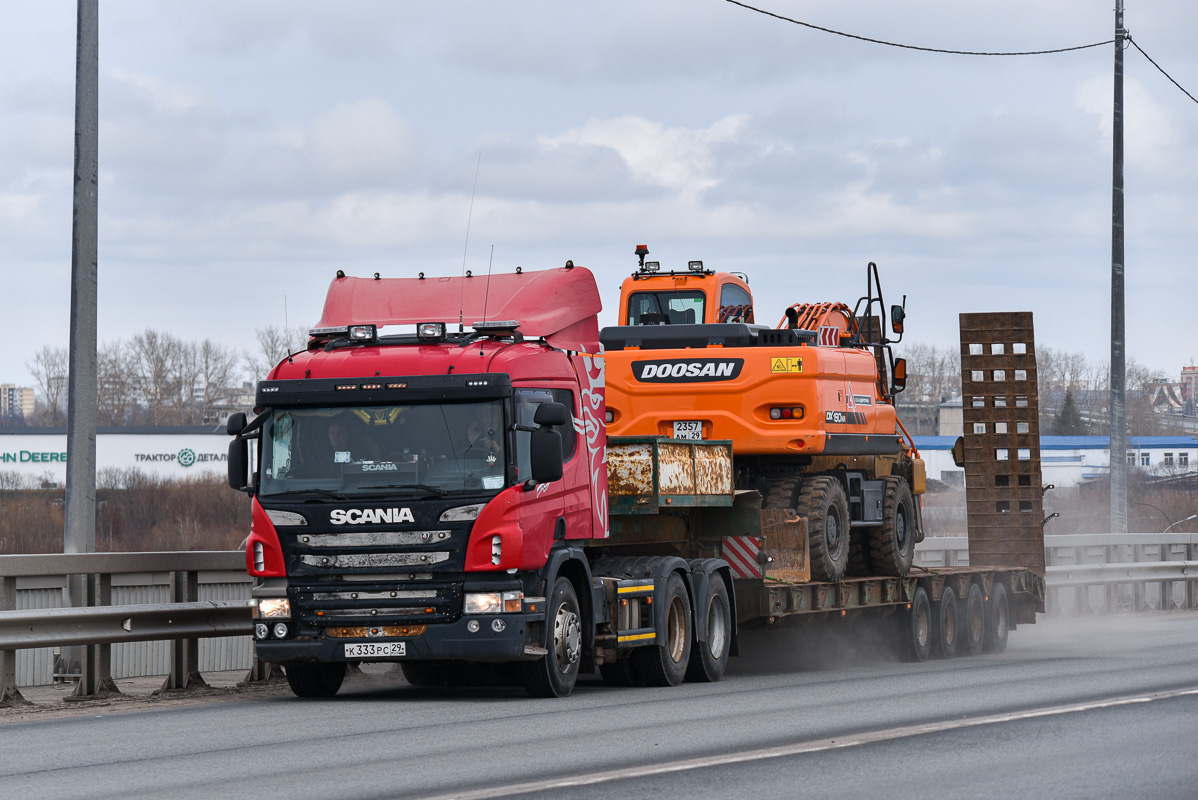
[272, 622, 290, 639]
[256, 598, 291, 619]
[254, 622, 269, 639]
[463, 590, 522, 615]
[440, 503, 485, 522]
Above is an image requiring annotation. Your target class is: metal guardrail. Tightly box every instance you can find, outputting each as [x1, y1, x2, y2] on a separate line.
[916, 533, 1198, 614]
[0, 551, 255, 704]
[3, 536, 1196, 702]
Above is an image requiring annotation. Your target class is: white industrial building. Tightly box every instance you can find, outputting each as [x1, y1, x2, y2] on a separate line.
[915, 435, 1198, 489]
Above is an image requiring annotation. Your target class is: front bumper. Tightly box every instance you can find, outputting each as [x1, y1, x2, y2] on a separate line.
[255, 611, 542, 664]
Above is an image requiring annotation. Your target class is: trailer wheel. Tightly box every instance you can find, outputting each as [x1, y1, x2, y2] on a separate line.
[896, 585, 932, 662]
[284, 662, 346, 698]
[868, 477, 915, 577]
[632, 572, 692, 687]
[796, 477, 851, 582]
[685, 576, 731, 682]
[521, 577, 582, 698]
[933, 585, 958, 659]
[961, 583, 985, 657]
[983, 582, 1010, 654]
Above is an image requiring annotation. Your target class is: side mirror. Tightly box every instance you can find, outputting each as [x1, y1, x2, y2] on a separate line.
[530, 429, 563, 484]
[533, 402, 569, 428]
[228, 438, 250, 492]
[952, 436, 965, 468]
[890, 304, 905, 335]
[892, 357, 907, 394]
[226, 412, 247, 437]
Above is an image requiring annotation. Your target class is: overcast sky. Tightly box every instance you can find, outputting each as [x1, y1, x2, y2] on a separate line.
[2, 1, 1196, 393]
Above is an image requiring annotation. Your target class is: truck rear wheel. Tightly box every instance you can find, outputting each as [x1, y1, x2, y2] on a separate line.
[632, 572, 692, 687]
[983, 582, 1010, 654]
[961, 583, 985, 657]
[896, 585, 931, 662]
[933, 585, 958, 659]
[685, 576, 731, 682]
[868, 477, 915, 577]
[797, 477, 850, 582]
[522, 577, 582, 698]
[284, 662, 346, 698]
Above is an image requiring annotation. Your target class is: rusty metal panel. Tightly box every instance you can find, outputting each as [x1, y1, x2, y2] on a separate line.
[760, 510, 809, 583]
[607, 441, 656, 498]
[694, 443, 733, 495]
[959, 312, 1046, 575]
[658, 441, 698, 495]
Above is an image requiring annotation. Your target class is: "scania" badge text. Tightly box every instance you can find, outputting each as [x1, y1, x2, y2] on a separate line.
[330, 508, 415, 525]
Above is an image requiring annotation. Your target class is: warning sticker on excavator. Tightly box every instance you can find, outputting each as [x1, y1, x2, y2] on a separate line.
[770, 357, 803, 374]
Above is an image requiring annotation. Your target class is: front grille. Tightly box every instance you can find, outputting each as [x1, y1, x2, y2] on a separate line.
[292, 577, 463, 625]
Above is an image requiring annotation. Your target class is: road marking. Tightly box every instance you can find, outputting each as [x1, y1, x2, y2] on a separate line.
[423, 687, 1198, 800]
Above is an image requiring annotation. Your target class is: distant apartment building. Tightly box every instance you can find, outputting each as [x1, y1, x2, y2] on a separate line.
[0, 384, 35, 419]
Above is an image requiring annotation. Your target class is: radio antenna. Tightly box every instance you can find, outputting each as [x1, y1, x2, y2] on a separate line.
[459, 151, 482, 333]
[481, 245, 495, 324]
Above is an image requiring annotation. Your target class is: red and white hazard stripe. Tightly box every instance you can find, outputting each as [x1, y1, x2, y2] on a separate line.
[722, 536, 763, 579]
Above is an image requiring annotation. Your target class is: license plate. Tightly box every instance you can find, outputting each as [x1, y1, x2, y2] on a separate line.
[673, 420, 703, 440]
[343, 641, 406, 658]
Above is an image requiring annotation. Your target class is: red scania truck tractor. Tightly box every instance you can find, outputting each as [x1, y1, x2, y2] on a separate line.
[227, 264, 1044, 699]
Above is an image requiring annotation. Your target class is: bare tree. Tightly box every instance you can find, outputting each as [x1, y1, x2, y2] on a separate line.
[196, 339, 241, 425]
[26, 345, 68, 425]
[246, 325, 310, 379]
[98, 340, 138, 426]
[897, 342, 960, 435]
[130, 329, 182, 426]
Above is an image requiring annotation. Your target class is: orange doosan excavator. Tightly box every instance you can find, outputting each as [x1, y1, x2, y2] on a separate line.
[601, 245, 925, 582]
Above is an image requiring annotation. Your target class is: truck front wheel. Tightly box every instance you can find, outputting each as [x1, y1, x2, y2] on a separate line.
[522, 577, 582, 698]
[284, 662, 346, 698]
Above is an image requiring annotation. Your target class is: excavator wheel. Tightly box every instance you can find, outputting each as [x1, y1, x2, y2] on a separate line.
[846, 530, 872, 577]
[796, 477, 851, 582]
[868, 476, 916, 577]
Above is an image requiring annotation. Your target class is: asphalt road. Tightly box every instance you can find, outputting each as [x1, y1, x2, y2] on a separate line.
[2, 612, 1196, 800]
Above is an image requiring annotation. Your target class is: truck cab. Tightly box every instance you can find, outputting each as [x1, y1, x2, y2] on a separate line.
[617, 246, 755, 325]
[228, 266, 609, 697]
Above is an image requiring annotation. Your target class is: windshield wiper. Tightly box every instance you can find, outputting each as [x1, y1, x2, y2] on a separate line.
[357, 483, 449, 497]
[270, 488, 351, 501]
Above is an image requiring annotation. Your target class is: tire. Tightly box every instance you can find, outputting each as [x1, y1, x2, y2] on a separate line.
[284, 662, 346, 698]
[632, 572, 692, 687]
[685, 576, 732, 682]
[846, 530, 872, 577]
[522, 577, 582, 698]
[961, 583, 985, 657]
[400, 662, 446, 687]
[933, 585, 958, 659]
[796, 477, 851, 582]
[868, 477, 916, 577]
[896, 585, 932, 662]
[599, 658, 642, 687]
[983, 582, 1010, 654]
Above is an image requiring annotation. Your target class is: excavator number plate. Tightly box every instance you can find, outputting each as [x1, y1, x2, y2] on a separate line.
[672, 421, 703, 440]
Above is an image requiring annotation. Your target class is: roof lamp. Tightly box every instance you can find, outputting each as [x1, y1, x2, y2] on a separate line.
[472, 320, 520, 333]
[348, 324, 377, 342]
[417, 322, 447, 340]
[642, 261, 660, 273]
[309, 326, 348, 337]
[688, 260, 704, 272]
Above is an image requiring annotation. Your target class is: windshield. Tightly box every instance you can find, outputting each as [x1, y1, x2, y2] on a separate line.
[626, 290, 705, 325]
[259, 401, 506, 498]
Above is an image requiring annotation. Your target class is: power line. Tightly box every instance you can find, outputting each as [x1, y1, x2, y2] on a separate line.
[1128, 37, 1198, 106]
[726, 0, 1111, 57]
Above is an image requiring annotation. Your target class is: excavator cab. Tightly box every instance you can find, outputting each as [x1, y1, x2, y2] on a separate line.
[618, 245, 755, 326]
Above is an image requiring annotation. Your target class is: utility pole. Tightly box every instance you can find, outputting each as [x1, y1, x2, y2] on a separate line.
[63, 0, 99, 674]
[1109, 0, 1127, 536]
